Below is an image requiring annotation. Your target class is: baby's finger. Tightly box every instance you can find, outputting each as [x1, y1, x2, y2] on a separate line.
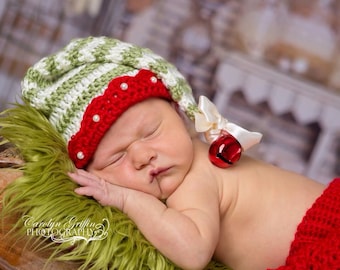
[68, 171, 98, 187]
[75, 186, 110, 206]
[76, 169, 92, 176]
[74, 186, 94, 196]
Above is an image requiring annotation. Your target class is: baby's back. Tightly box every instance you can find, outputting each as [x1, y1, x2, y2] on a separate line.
[213, 156, 325, 270]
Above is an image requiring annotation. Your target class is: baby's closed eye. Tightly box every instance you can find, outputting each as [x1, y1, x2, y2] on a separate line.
[142, 122, 161, 140]
[107, 152, 126, 167]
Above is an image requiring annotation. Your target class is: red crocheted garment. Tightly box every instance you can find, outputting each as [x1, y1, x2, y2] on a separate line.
[270, 178, 340, 270]
[68, 69, 172, 168]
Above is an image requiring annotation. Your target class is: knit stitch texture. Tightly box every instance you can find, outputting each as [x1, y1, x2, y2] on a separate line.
[270, 178, 340, 270]
[21, 36, 199, 168]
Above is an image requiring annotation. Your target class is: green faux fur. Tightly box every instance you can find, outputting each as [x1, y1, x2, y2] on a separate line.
[0, 102, 230, 270]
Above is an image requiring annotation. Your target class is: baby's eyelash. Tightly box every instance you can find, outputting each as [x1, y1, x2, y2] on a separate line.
[147, 127, 157, 136]
[144, 123, 161, 139]
[109, 152, 125, 165]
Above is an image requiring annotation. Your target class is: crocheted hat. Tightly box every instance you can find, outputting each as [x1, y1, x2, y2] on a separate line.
[21, 36, 198, 168]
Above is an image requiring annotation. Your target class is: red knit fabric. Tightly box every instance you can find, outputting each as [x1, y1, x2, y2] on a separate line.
[68, 69, 172, 168]
[269, 178, 340, 270]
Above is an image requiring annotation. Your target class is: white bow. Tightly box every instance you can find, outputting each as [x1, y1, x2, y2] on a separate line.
[194, 96, 262, 151]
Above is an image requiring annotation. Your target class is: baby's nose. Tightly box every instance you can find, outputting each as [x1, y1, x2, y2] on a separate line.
[129, 141, 156, 169]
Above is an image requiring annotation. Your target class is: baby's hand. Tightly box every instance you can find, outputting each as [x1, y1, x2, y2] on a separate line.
[68, 170, 127, 211]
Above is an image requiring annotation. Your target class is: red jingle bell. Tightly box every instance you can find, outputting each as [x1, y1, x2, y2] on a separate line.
[209, 131, 242, 168]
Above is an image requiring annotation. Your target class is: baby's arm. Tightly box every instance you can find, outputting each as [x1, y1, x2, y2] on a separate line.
[69, 170, 220, 270]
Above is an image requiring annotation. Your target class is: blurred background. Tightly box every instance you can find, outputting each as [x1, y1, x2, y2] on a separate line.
[0, 0, 339, 183]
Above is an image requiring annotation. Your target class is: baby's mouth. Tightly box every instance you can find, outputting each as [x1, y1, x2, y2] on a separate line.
[150, 167, 170, 181]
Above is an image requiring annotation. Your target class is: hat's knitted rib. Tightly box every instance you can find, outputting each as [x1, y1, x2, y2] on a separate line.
[48, 64, 101, 112]
[22, 37, 197, 117]
[106, 41, 141, 65]
[77, 36, 108, 63]
[56, 66, 139, 140]
[47, 65, 94, 114]
[21, 36, 199, 167]
[51, 63, 119, 137]
[22, 37, 109, 104]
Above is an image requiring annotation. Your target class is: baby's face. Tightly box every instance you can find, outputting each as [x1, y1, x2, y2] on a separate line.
[87, 98, 194, 199]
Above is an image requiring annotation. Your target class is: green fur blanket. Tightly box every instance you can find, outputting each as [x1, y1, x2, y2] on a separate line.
[0, 103, 231, 269]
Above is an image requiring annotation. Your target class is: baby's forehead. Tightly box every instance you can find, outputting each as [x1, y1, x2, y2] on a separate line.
[116, 98, 175, 121]
[97, 99, 173, 145]
[111, 98, 183, 131]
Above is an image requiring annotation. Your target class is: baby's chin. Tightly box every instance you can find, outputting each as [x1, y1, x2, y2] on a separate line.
[157, 191, 169, 201]
[158, 186, 177, 201]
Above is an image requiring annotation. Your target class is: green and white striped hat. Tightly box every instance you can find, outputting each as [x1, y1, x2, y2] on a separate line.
[21, 36, 199, 168]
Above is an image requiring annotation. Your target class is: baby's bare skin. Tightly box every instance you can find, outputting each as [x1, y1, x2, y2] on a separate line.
[70, 99, 325, 270]
[212, 158, 323, 269]
[167, 140, 324, 270]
